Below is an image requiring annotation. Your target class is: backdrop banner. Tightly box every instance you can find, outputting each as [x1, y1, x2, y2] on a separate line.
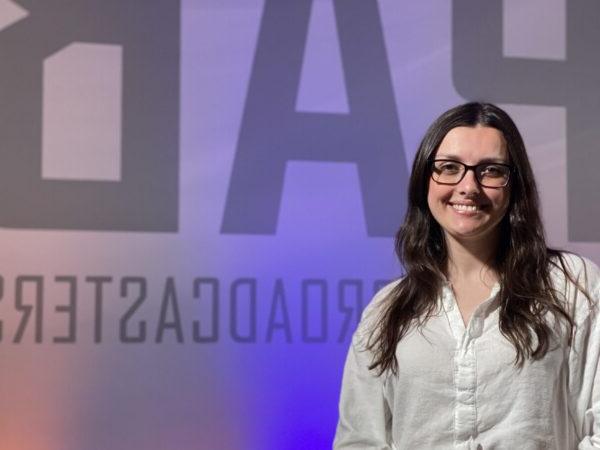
[0, 1, 597, 449]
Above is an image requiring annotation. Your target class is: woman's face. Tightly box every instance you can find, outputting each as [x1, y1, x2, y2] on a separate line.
[427, 125, 511, 246]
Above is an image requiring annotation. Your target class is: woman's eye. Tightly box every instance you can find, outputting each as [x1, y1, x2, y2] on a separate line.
[481, 165, 504, 177]
[439, 163, 460, 172]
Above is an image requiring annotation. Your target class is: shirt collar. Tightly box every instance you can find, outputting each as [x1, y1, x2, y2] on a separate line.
[441, 280, 501, 316]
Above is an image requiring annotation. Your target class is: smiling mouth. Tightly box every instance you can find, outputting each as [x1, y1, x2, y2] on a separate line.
[449, 202, 486, 212]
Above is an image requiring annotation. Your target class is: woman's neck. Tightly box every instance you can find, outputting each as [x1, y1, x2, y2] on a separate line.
[444, 232, 499, 285]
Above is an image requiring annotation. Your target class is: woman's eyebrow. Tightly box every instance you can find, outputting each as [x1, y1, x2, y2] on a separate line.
[435, 154, 509, 163]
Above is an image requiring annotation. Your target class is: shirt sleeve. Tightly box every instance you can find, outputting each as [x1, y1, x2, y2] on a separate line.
[333, 282, 398, 450]
[566, 257, 600, 449]
[574, 307, 600, 449]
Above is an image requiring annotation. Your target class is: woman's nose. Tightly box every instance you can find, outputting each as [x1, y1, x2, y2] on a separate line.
[457, 167, 481, 194]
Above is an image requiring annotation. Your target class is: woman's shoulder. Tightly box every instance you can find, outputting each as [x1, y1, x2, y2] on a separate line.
[353, 278, 403, 344]
[549, 251, 600, 320]
[550, 251, 600, 288]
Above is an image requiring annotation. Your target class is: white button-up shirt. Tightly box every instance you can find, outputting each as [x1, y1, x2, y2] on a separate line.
[334, 254, 600, 450]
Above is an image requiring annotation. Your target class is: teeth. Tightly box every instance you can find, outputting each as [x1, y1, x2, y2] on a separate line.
[451, 203, 479, 212]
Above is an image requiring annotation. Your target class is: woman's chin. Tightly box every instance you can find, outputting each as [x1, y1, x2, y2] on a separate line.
[445, 226, 496, 244]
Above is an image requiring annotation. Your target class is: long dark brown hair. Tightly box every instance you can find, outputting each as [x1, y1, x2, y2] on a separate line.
[368, 102, 588, 376]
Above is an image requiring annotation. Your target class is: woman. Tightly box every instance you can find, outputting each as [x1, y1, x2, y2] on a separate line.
[333, 103, 600, 449]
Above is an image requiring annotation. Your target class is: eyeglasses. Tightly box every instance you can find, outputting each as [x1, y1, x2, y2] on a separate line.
[430, 159, 512, 188]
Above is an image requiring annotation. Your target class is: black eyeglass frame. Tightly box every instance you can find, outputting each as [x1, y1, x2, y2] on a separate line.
[430, 159, 513, 188]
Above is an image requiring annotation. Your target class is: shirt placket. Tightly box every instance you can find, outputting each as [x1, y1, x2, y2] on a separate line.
[441, 283, 499, 448]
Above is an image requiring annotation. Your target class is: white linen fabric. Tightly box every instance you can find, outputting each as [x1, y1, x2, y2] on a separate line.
[334, 253, 600, 450]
